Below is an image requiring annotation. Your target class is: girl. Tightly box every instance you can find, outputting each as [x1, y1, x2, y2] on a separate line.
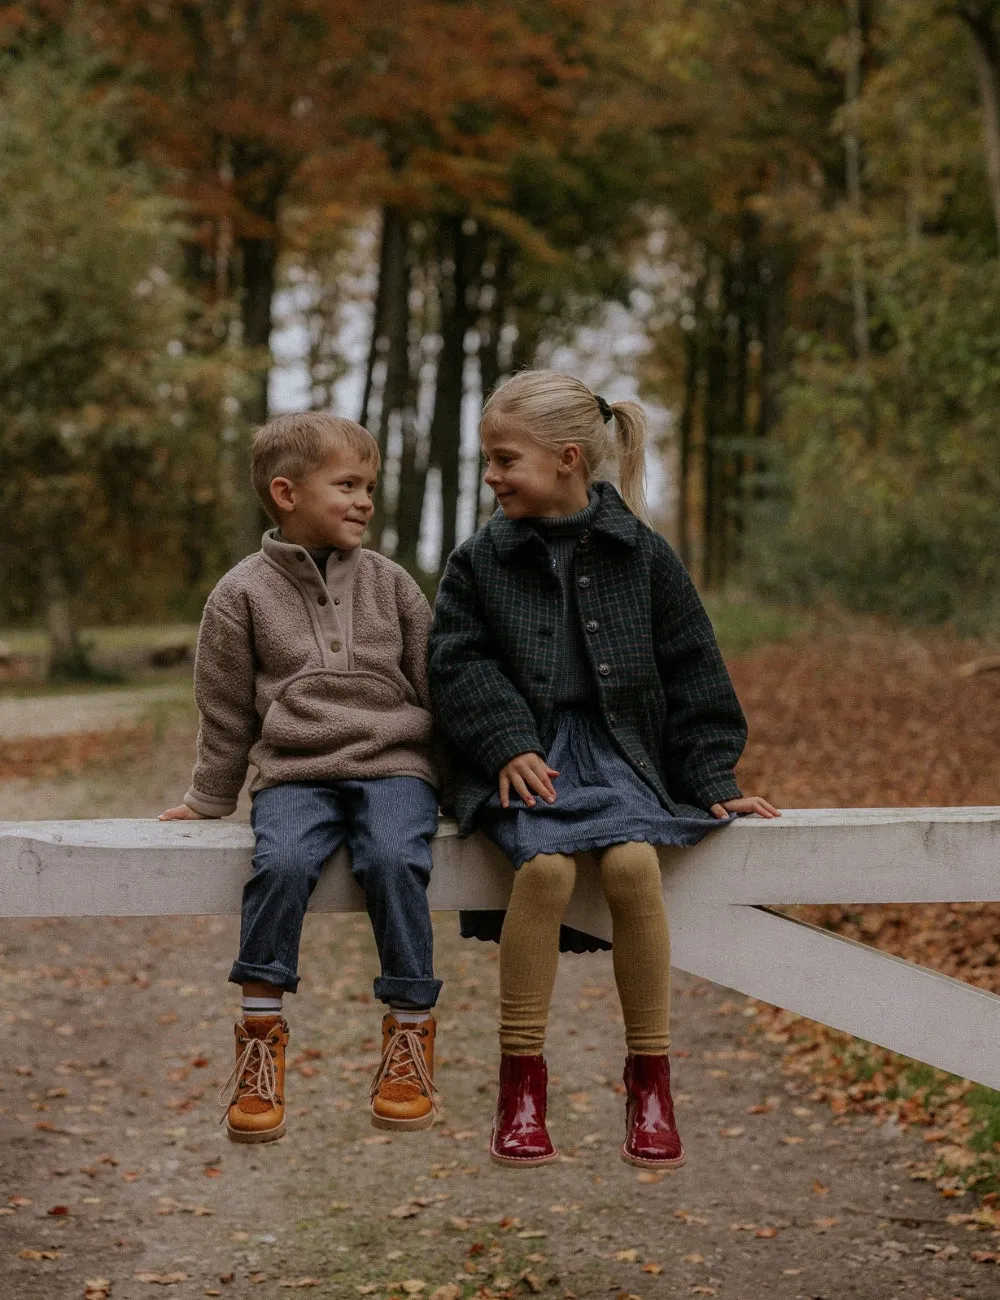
[428, 370, 778, 1169]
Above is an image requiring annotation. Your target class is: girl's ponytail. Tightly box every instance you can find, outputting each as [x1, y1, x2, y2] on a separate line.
[609, 400, 650, 526]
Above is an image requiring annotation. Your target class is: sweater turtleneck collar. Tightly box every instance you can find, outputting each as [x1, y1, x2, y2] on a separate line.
[528, 487, 599, 537]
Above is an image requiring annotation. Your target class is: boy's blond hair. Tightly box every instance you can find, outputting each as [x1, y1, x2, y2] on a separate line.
[251, 412, 380, 522]
[481, 370, 650, 524]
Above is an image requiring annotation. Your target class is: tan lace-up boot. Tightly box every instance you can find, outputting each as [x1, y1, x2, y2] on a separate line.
[219, 1015, 289, 1143]
[369, 1012, 437, 1131]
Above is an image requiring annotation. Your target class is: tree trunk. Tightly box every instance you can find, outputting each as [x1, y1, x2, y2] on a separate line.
[958, 4, 1000, 252]
[42, 551, 86, 680]
[359, 208, 394, 429]
[703, 259, 729, 590]
[677, 317, 700, 570]
[425, 216, 478, 572]
[845, 0, 873, 441]
[366, 208, 411, 553]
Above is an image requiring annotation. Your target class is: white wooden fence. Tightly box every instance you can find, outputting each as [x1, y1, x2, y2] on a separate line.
[2, 808, 1000, 1090]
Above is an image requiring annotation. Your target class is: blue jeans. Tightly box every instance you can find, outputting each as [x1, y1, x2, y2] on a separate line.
[230, 778, 441, 1007]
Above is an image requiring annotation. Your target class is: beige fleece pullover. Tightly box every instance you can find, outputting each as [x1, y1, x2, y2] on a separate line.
[183, 531, 439, 817]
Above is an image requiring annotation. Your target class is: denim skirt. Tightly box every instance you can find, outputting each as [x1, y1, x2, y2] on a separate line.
[464, 708, 733, 953]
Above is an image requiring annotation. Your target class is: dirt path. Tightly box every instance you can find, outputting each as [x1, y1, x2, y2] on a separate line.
[0, 686, 190, 742]
[1, 719, 998, 1299]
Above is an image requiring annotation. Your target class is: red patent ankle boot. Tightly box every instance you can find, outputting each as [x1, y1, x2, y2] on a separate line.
[490, 1053, 558, 1167]
[621, 1053, 686, 1169]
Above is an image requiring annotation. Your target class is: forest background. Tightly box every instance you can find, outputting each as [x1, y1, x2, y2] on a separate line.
[2, 0, 1000, 676]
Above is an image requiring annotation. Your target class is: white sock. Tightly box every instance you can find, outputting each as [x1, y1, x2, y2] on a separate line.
[242, 996, 283, 1019]
[390, 1006, 431, 1025]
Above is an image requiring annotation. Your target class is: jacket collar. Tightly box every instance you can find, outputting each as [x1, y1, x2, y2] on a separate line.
[261, 528, 361, 586]
[487, 480, 640, 561]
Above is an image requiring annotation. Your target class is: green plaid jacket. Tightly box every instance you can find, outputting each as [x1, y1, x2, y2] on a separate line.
[428, 481, 747, 834]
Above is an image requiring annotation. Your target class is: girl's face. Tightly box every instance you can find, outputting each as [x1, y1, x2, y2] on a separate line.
[481, 421, 588, 520]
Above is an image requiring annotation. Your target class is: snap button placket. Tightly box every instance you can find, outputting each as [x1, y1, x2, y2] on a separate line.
[317, 595, 328, 606]
[577, 575, 591, 589]
[330, 639, 342, 653]
[585, 619, 599, 633]
[598, 662, 611, 676]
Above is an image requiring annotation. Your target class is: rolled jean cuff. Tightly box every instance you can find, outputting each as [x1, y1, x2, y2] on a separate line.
[374, 975, 442, 1009]
[229, 959, 300, 993]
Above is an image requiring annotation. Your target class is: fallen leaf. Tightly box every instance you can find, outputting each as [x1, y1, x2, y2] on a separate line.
[615, 1249, 638, 1262]
[812, 1181, 829, 1196]
[971, 1250, 1000, 1263]
[389, 1202, 422, 1219]
[133, 1273, 189, 1285]
[755, 1227, 778, 1239]
[520, 1275, 543, 1295]
[683, 1253, 705, 1264]
[780, 1136, 805, 1145]
[428, 1288, 461, 1300]
[276, 1282, 322, 1290]
[17, 1249, 61, 1261]
[401, 1284, 425, 1296]
[719, 1126, 745, 1138]
[636, 1171, 665, 1184]
[641, 1262, 663, 1274]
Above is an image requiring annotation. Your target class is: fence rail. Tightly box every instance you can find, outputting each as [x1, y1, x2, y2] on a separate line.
[2, 808, 999, 1090]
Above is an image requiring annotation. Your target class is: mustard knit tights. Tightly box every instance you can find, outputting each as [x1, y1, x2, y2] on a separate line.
[498, 842, 670, 1056]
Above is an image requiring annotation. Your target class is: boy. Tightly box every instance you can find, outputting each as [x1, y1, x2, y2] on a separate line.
[160, 412, 442, 1144]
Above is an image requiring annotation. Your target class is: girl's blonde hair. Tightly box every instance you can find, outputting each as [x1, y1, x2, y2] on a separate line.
[481, 370, 649, 524]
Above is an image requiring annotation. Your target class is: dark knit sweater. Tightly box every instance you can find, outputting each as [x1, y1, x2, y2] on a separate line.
[530, 489, 600, 709]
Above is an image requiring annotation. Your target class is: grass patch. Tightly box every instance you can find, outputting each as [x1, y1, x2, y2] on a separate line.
[703, 595, 810, 658]
[0, 623, 199, 656]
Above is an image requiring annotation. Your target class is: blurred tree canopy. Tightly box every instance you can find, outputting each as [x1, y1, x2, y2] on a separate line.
[1, 0, 999, 659]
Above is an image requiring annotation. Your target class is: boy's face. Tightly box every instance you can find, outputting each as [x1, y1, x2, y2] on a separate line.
[270, 447, 377, 550]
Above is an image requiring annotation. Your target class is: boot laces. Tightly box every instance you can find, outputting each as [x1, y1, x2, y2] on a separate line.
[218, 1034, 279, 1120]
[369, 1028, 438, 1107]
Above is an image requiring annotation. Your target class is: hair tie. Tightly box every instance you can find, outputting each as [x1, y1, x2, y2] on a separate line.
[595, 394, 614, 424]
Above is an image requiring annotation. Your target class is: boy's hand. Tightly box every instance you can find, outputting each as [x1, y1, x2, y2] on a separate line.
[158, 805, 209, 821]
[710, 796, 780, 820]
[499, 753, 559, 809]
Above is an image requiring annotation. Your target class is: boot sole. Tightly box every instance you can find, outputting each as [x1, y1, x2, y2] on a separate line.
[226, 1119, 287, 1144]
[620, 1143, 686, 1170]
[490, 1147, 559, 1168]
[370, 1110, 435, 1132]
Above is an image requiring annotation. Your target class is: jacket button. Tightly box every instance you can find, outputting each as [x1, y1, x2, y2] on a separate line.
[638, 759, 647, 768]
[598, 662, 611, 676]
[333, 597, 341, 605]
[577, 576, 591, 588]
[579, 532, 590, 546]
[607, 712, 617, 724]
[317, 595, 328, 606]
[585, 619, 599, 633]
[330, 639, 342, 652]
[296, 551, 307, 561]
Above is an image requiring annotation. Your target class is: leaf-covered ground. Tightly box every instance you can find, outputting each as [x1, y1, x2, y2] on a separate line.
[730, 618, 1000, 1202]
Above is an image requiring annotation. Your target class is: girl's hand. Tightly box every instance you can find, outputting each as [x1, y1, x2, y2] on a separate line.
[710, 796, 781, 820]
[158, 804, 209, 821]
[499, 753, 560, 809]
